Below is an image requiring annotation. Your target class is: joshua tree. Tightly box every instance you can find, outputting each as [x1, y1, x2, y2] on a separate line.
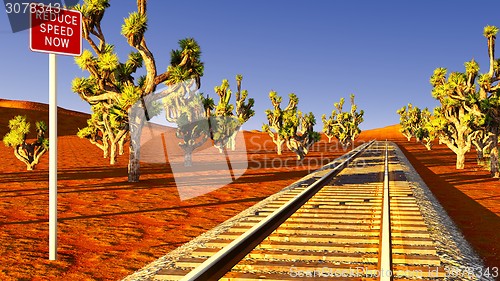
[262, 91, 297, 155]
[429, 68, 481, 169]
[397, 106, 413, 141]
[283, 110, 321, 160]
[72, 0, 203, 181]
[397, 103, 424, 142]
[322, 94, 364, 148]
[163, 84, 210, 166]
[3, 116, 48, 170]
[429, 26, 500, 175]
[466, 26, 500, 176]
[414, 108, 435, 150]
[263, 92, 320, 160]
[208, 75, 255, 152]
[397, 104, 437, 150]
[471, 129, 494, 166]
[321, 116, 336, 144]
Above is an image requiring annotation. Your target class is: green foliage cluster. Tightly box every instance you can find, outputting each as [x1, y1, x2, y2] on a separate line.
[262, 91, 292, 155]
[206, 75, 255, 152]
[414, 108, 435, 150]
[397, 103, 418, 141]
[3, 116, 48, 170]
[263, 92, 320, 160]
[322, 94, 364, 148]
[397, 104, 434, 150]
[161, 75, 254, 165]
[163, 83, 210, 166]
[166, 39, 204, 88]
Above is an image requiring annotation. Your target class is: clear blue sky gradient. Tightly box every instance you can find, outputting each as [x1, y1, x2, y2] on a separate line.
[1, 0, 499, 130]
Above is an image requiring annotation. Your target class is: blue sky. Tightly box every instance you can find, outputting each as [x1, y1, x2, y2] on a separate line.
[1, 0, 499, 130]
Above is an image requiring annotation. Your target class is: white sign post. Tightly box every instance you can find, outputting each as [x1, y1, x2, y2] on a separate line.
[30, 4, 82, 260]
[49, 53, 57, 260]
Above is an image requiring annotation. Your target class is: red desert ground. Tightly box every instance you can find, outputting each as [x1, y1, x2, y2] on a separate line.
[0, 99, 498, 280]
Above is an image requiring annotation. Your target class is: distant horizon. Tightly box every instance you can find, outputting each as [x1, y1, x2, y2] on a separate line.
[0, 97, 401, 131]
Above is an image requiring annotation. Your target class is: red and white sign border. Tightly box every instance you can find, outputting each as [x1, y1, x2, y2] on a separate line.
[29, 4, 82, 56]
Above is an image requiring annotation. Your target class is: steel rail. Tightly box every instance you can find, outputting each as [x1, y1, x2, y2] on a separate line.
[379, 141, 392, 281]
[180, 140, 375, 281]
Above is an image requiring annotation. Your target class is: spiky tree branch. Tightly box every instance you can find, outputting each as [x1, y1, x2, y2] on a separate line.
[72, 0, 204, 181]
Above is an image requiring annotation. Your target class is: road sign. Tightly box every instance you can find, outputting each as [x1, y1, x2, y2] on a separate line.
[30, 4, 82, 56]
[29, 4, 82, 261]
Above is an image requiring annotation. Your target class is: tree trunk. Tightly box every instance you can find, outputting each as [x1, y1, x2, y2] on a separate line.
[490, 146, 499, 178]
[228, 131, 237, 151]
[184, 148, 193, 167]
[490, 133, 499, 178]
[118, 135, 126, 155]
[476, 149, 485, 166]
[341, 142, 350, 151]
[103, 134, 109, 158]
[456, 150, 466, 169]
[274, 137, 283, 155]
[109, 142, 117, 165]
[128, 109, 145, 182]
[32, 147, 47, 165]
[292, 145, 305, 160]
[90, 137, 108, 158]
[128, 143, 140, 182]
[472, 132, 493, 166]
[14, 146, 37, 170]
[406, 135, 411, 141]
[296, 151, 304, 160]
[286, 139, 305, 160]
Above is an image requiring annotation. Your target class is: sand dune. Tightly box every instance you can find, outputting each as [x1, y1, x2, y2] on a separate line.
[0, 98, 89, 137]
[0, 99, 497, 280]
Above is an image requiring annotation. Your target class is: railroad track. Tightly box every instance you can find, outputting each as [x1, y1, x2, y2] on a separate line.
[154, 141, 446, 280]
